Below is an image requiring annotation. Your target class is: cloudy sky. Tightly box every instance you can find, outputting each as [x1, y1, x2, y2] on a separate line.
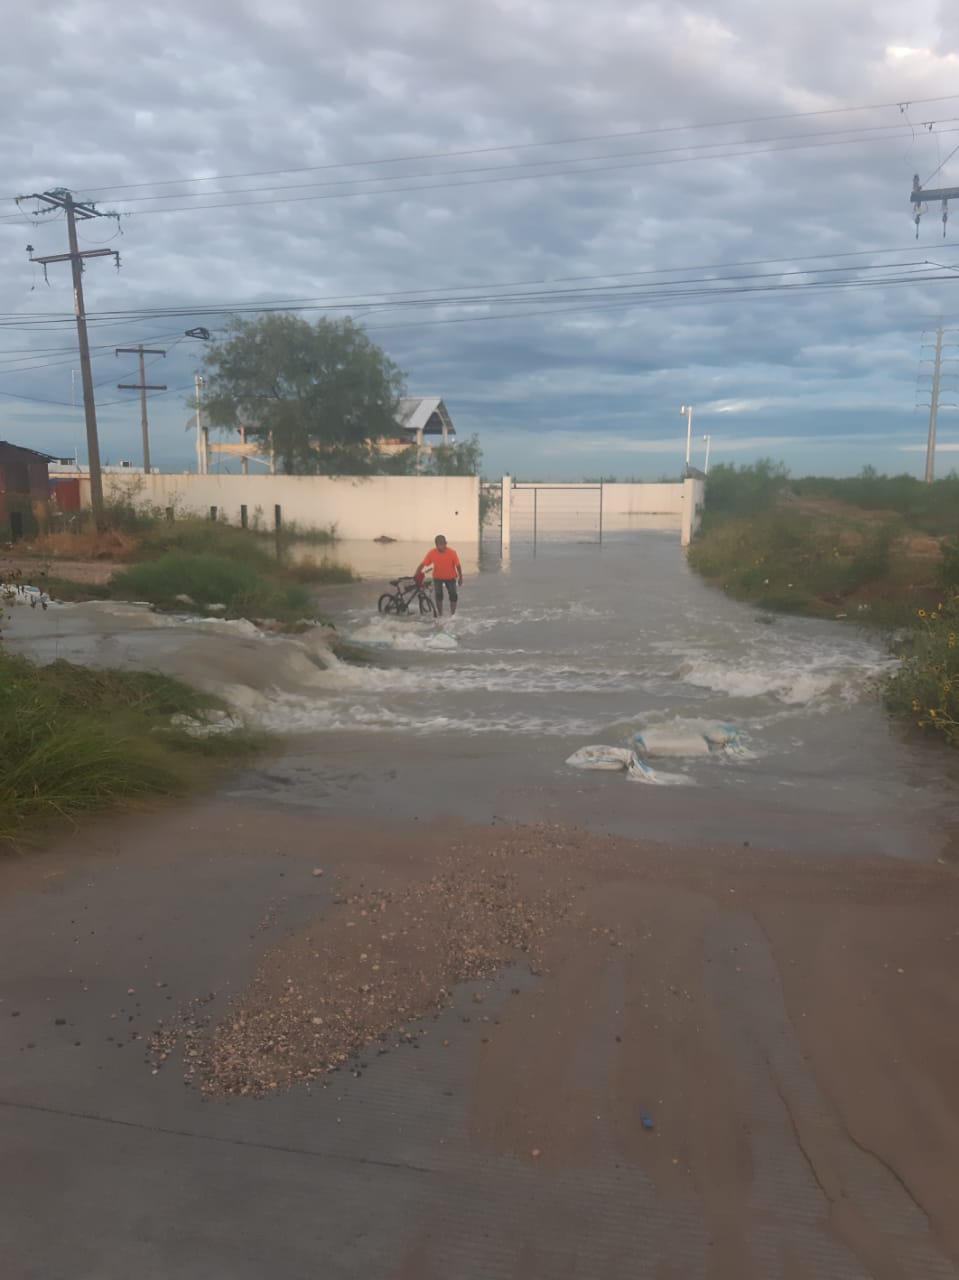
[2, 0, 959, 480]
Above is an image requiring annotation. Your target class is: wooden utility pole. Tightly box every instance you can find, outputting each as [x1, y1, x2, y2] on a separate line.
[20, 189, 120, 528]
[924, 326, 944, 483]
[116, 346, 167, 474]
[918, 325, 959, 483]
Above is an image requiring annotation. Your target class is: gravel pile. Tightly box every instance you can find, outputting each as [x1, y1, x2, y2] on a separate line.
[150, 827, 577, 1097]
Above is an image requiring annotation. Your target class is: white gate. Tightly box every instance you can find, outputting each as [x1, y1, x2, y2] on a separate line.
[509, 482, 606, 546]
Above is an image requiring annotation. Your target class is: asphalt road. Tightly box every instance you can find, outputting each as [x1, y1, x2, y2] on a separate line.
[2, 799, 958, 1280]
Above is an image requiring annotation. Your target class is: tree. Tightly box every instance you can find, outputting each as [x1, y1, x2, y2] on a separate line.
[427, 434, 483, 476]
[200, 314, 407, 474]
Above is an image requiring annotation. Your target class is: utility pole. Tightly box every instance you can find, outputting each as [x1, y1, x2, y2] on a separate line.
[116, 346, 166, 474]
[911, 174, 959, 239]
[925, 327, 943, 484]
[918, 325, 959, 483]
[19, 189, 120, 528]
[194, 374, 208, 474]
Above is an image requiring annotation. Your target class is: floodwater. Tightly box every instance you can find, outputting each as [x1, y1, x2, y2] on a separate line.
[6, 522, 959, 860]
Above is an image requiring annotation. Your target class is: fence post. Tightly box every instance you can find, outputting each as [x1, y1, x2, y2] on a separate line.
[500, 474, 511, 555]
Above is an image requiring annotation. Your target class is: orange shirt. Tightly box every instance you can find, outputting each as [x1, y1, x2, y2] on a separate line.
[422, 546, 461, 579]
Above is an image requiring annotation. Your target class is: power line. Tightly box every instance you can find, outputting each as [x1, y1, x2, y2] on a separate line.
[1, 244, 954, 335]
[0, 271, 953, 411]
[6, 117, 959, 227]
[0, 268, 954, 344]
[42, 91, 959, 201]
[74, 125, 959, 218]
[0, 386, 75, 407]
[66, 117, 959, 209]
[0, 331, 185, 374]
[361, 270, 959, 332]
[0, 266, 952, 373]
[923, 141, 959, 186]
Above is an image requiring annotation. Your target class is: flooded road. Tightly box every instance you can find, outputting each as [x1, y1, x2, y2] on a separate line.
[6, 528, 958, 858]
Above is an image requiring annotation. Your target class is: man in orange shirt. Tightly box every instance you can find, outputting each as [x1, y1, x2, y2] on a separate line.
[416, 534, 463, 616]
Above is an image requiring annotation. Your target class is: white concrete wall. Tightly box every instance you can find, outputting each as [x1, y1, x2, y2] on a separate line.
[87, 473, 479, 543]
[600, 482, 687, 516]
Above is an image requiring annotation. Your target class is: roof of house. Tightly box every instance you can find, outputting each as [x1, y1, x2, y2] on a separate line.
[0, 441, 55, 463]
[396, 397, 456, 437]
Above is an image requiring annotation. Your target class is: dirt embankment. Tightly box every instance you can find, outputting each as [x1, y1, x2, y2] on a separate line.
[784, 493, 946, 561]
[1, 556, 115, 586]
[2, 529, 138, 589]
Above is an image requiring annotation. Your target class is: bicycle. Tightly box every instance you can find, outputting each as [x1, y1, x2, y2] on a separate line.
[377, 575, 437, 618]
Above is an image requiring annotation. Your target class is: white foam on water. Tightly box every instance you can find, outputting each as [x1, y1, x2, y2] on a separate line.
[676, 650, 892, 706]
[250, 693, 602, 737]
[429, 602, 610, 639]
[351, 617, 460, 651]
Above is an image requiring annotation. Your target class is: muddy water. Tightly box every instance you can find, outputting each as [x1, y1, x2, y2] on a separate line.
[5, 528, 959, 859]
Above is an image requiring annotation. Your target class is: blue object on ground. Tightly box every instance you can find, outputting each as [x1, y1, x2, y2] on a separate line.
[640, 1112, 654, 1130]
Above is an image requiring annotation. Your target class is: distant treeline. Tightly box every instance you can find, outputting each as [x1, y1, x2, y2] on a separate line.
[701, 461, 959, 536]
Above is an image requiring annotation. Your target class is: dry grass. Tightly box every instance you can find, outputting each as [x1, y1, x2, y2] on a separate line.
[19, 528, 141, 562]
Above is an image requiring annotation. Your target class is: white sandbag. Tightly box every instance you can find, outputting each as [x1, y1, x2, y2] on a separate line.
[565, 745, 635, 771]
[626, 756, 694, 786]
[702, 722, 738, 746]
[1, 583, 50, 609]
[632, 727, 712, 758]
[700, 722, 754, 758]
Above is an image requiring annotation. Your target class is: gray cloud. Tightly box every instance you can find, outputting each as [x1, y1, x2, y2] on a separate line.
[1, 0, 958, 479]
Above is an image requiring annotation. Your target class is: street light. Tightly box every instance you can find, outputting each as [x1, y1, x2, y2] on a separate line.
[679, 404, 693, 468]
[703, 434, 711, 474]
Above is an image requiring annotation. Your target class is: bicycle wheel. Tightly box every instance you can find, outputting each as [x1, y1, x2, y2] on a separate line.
[418, 591, 437, 617]
[378, 592, 400, 614]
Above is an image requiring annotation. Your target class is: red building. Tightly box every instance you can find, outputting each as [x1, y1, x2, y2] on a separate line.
[0, 441, 54, 540]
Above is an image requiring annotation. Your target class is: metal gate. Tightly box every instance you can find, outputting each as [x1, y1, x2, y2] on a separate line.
[507, 482, 605, 548]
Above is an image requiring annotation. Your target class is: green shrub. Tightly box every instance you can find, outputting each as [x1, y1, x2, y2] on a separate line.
[688, 506, 903, 615]
[0, 653, 263, 848]
[137, 517, 275, 567]
[700, 460, 790, 522]
[938, 538, 959, 592]
[109, 553, 313, 622]
[884, 600, 959, 744]
[794, 471, 959, 536]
